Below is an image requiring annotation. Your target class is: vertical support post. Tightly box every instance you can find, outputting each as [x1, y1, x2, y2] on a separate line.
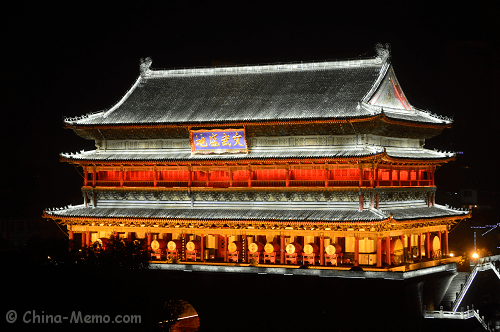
[377, 237, 382, 267]
[68, 230, 74, 251]
[370, 164, 374, 187]
[120, 168, 124, 187]
[407, 234, 412, 261]
[280, 235, 285, 264]
[92, 166, 96, 187]
[386, 236, 391, 265]
[375, 165, 379, 187]
[444, 229, 449, 256]
[358, 163, 363, 187]
[205, 171, 209, 187]
[224, 234, 228, 262]
[320, 236, 325, 266]
[400, 235, 405, 259]
[354, 237, 359, 266]
[432, 192, 435, 206]
[153, 167, 157, 187]
[84, 167, 88, 186]
[81, 232, 86, 249]
[147, 232, 152, 251]
[187, 166, 192, 187]
[418, 234, 422, 260]
[86, 231, 91, 247]
[242, 235, 246, 263]
[285, 164, 290, 187]
[248, 166, 252, 188]
[84, 192, 88, 207]
[359, 192, 363, 211]
[398, 169, 401, 187]
[200, 234, 204, 262]
[370, 192, 375, 208]
[417, 168, 420, 186]
[325, 162, 329, 188]
[375, 192, 379, 209]
[229, 167, 233, 188]
[426, 232, 431, 259]
[389, 166, 393, 187]
[428, 191, 432, 207]
[437, 230, 442, 257]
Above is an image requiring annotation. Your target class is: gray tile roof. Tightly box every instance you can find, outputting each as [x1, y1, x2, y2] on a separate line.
[67, 58, 387, 126]
[46, 206, 386, 222]
[60, 146, 384, 162]
[60, 146, 453, 162]
[388, 205, 468, 220]
[45, 204, 468, 223]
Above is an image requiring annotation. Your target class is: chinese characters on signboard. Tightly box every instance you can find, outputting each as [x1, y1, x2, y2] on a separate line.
[190, 129, 248, 154]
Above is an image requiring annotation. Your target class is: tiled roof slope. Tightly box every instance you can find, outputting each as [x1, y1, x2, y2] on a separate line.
[44, 204, 468, 222]
[70, 60, 383, 126]
[59, 146, 453, 162]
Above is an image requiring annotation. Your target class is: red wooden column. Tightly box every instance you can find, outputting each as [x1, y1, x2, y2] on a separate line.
[285, 164, 290, 187]
[375, 165, 380, 187]
[437, 231, 442, 257]
[147, 232, 152, 250]
[400, 235, 405, 260]
[375, 193, 379, 209]
[407, 235, 412, 260]
[376, 238, 382, 267]
[120, 168, 124, 187]
[205, 171, 209, 187]
[81, 232, 86, 248]
[68, 230, 74, 251]
[229, 167, 233, 188]
[224, 235, 228, 262]
[325, 163, 329, 187]
[200, 234, 204, 262]
[187, 166, 192, 187]
[426, 232, 431, 259]
[358, 164, 363, 187]
[92, 167, 96, 187]
[418, 234, 422, 260]
[397, 169, 401, 186]
[389, 166, 393, 186]
[385, 236, 391, 265]
[370, 192, 375, 208]
[280, 235, 285, 264]
[84, 168, 88, 186]
[320, 236, 325, 266]
[153, 167, 157, 187]
[443, 230, 449, 256]
[370, 164, 375, 187]
[248, 166, 252, 188]
[354, 237, 359, 266]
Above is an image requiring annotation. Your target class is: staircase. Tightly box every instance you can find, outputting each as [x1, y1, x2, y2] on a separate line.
[439, 272, 469, 311]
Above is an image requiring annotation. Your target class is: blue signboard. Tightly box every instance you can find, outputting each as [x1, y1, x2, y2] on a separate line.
[190, 129, 248, 154]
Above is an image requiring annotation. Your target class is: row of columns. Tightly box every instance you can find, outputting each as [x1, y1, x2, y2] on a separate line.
[69, 229, 449, 267]
[83, 165, 436, 189]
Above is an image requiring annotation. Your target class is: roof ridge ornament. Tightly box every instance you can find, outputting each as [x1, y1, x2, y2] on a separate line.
[140, 57, 153, 76]
[375, 43, 390, 62]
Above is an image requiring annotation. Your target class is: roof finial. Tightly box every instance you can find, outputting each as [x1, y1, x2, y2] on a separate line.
[375, 43, 390, 61]
[140, 57, 153, 76]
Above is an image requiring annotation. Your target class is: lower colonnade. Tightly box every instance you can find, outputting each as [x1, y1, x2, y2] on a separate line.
[67, 226, 450, 268]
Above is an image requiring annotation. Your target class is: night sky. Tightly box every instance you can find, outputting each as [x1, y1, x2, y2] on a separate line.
[2, 4, 498, 219]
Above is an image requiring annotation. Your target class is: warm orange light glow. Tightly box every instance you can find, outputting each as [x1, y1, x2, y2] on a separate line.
[449, 253, 454, 257]
[472, 253, 479, 259]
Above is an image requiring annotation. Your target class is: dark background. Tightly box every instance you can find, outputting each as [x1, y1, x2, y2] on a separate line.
[1, 4, 498, 250]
